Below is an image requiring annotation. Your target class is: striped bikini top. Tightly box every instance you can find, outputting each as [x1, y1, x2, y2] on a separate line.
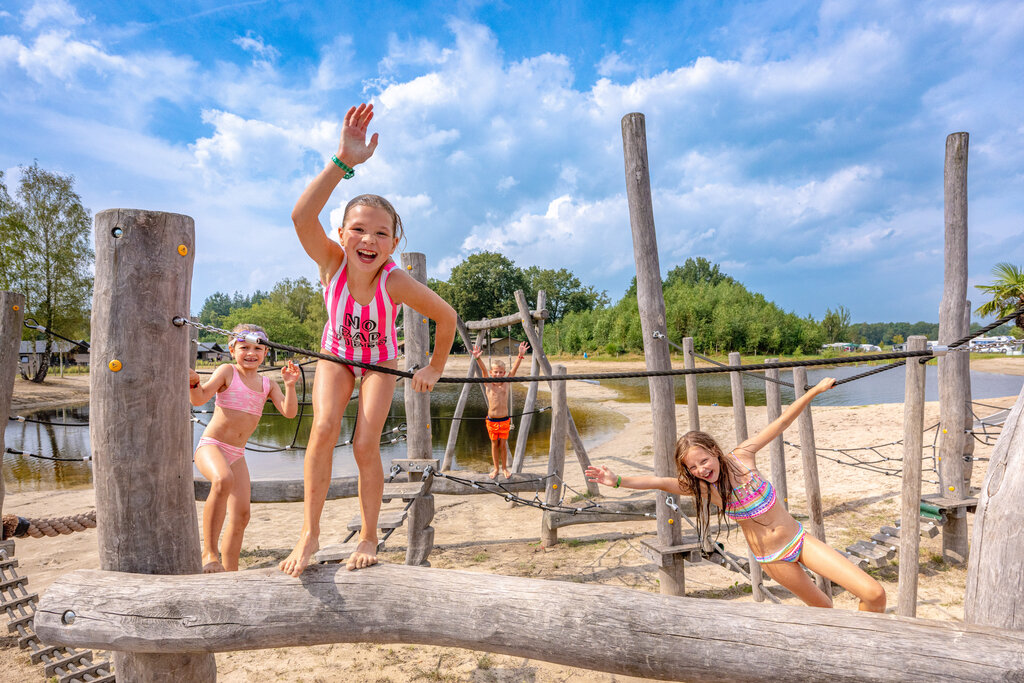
[723, 460, 777, 520]
[321, 255, 399, 364]
[215, 366, 272, 417]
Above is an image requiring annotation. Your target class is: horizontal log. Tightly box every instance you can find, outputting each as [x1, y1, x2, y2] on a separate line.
[195, 473, 545, 503]
[464, 309, 547, 331]
[35, 564, 1024, 682]
[542, 498, 695, 531]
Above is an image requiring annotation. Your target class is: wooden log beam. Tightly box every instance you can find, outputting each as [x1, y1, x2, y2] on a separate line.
[464, 309, 548, 331]
[35, 564, 1024, 682]
[899, 336, 928, 617]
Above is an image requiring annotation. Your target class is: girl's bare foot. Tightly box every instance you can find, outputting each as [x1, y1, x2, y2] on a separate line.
[202, 552, 224, 573]
[279, 532, 319, 577]
[488, 468, 499, 479]
[346, 539, 379, 571]
[501, 467, 511, 479]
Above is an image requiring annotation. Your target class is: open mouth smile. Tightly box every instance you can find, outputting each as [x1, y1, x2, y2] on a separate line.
[356, 249, 378, 263]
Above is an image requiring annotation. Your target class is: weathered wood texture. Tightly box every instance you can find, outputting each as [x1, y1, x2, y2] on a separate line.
[965, 385, 1024, 630]
[464, 308, 547, 331]
[899, 336, 928, 617]
[793, 367, 830, 594]
[541, 366, 568, 547]
[729, 352, 763, 602]
[765, 361, 787, 508]
[402, 252, 432, 461]
[682, 337, 699, 432]
[441, 323, 485, 471]
[513, 290, 546, 472]
[543, 497, 698, 532]
[0, 291, 25, 520]
[621, 113, 683, 597]
[937, 131, 971, 564]
[513, 290, 598, 495]
[90, 209, 215, 680]
[35, 564, 1024, 682]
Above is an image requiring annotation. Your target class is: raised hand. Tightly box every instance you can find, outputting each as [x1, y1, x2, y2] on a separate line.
[281, 360, 300, 385]
[189, 368, 201, 388]
[471, 345, 482, 359]
[336, 103, 379, 168]
[585, 465, 617, 487]
[411, 365, 441, 392]
[518, 341, 530, 357]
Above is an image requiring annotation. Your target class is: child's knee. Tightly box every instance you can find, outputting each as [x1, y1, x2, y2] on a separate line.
[351, 438, 381, 464]
[860, 579, 886, 611]
[230, 505, 251, 527]
[209, 471, 235, 495]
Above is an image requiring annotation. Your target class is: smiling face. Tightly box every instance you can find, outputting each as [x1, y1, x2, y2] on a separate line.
[229, 338, 267, 369]
[490, 361, 507, 378]
[681, 445, 721, 484]
[339, 204, 399, 273]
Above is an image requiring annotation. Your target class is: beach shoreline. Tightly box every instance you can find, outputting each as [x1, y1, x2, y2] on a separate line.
[2, 359, 1022, 682]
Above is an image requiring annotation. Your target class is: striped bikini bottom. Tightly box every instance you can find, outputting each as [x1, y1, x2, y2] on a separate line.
[754, 523, 805, 564]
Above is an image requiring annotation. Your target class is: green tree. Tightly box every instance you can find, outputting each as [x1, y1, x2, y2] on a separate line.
[221, 300, 316, 349]
[892, 333, 905, 346]
[0, 163, 93, 382]
[821, 305, 851, 344]
[665, 257, 735, 288]
[523, 266, 607, 322]
[443, 252, 527, 323]
[975, 263, 1024, 329]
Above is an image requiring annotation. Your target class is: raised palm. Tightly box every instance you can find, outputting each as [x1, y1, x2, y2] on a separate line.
[336, 103, 379, 167]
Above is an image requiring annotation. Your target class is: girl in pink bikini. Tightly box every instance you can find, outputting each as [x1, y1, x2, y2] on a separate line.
[280, 103, 457, 576]
[189, 324, 299, 573]
[587, 377, 886, 611]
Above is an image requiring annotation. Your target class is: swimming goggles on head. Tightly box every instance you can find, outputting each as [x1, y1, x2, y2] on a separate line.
[235, 331, 269, 346]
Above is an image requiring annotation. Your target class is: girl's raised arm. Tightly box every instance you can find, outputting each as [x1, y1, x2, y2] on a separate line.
[292, 103, 379, 282]
[585, 465, 689, 495]
[734, 376, 836, 460]
[387, 270, 457, 392]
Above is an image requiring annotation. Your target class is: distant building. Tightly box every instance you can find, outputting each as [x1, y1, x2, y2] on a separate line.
[196, 342, 229, 362]
[19, 339, 90, 376]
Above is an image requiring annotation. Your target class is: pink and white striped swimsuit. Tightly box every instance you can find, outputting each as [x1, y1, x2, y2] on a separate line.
[321, 255, 399, 374]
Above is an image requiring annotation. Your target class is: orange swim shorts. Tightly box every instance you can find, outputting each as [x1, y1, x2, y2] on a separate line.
[485, 416, 511, 441]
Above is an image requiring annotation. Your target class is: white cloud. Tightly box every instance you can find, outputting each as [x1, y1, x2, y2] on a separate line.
[22, 0, 84, 30]
[233, 31, 280, 63]
[596, 51, 635, 78]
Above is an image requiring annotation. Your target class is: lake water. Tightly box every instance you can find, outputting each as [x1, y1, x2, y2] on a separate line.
[3, 382, 627, 492]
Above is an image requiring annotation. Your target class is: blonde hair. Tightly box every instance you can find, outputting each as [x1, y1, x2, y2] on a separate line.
[227, 323, 268, 349]
[342, 194, 405, 244]
[491, 359, 506, 370]
[675, 431, 744, 549]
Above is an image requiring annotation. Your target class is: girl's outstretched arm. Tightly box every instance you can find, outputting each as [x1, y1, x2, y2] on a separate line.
[585, 464, 689, 495]
[188, 364, 231, 406]
[268, 360, 300, 419]
[292, 103, 379, 282]
[387, 271, 457, 392]
[734, 377, 836, 459]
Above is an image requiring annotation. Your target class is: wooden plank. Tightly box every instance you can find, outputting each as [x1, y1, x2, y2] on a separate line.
[57, 661, 110, 683]
[845, 543, 887, 568]
[35, 564, 1024, 682]
[839, 550, 869, 569]
[920, 493, 978, 512]
[870, 533, 899, 548]
[637, 538, 703, 568]
[390, 459, 439, 473]
[464, 309, 548, 331]
[381, 482, 425, 501]
[313, 541, 385, 564]
[347, 508, 407, 531]
[44, 650, 93, 677]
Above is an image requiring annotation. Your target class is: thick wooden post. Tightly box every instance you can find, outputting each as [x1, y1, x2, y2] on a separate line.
[792, 366, 830, 594]
[622, 112, 683, 595]
[402, 253, 432, 461]
[683, 337, 699, 432]
[965, 385, 1024, 629]
[729, 352, 763, 601]
[513, 290, 598, 495]
[898, 336, 928, 617]
[938, 132, 971, 564]
[0, 292, 26, 520]
[541, 366, 568, 547]
[441, 323, 483, 471]
[513, 290, 546, 472]
[765, 360, 787, 509]
[91, 209, 216, 681]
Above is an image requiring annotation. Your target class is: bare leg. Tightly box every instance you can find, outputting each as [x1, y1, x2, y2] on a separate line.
[347, 365, 398, 570]
[194, 444, 233, 573]
[798, 534, 887, 612]
[279, 359, 354, 577]
[499, 438, 511, 479]
[220, 457, 252, 571]
[489, 436, 501, 479]
[761, 558, 832, 607]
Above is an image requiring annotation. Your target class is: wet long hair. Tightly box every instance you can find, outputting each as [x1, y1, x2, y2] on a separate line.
[674, 431, 745, 550]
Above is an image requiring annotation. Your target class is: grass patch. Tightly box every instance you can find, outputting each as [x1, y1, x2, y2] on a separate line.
[470, 552, 489, 564]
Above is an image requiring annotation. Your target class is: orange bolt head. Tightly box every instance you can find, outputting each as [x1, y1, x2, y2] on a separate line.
[178, 244, 188, 256]
[668, 518, 675, 524]
[406, 264, 413, 270]
[552, 484, 558, 490]
[108, 359, 123, 372]
[12, 305, 19, 311]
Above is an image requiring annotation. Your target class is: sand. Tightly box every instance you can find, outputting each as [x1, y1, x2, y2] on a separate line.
[2, 357, 1022, 682]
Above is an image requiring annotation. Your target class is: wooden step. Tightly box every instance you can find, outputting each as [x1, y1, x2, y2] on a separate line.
[845, 542, 888, 568]
[389, 458, 440, 473]
[382, 481, 426, 501]
[637, 538, 703, 567]
[7, 612, 33, 632]
[890, 519, 941, 538]
[839, 550, 870, 568]
[44, 650, 94, 677]
[347, 507, 408, 532]
[58, 660, 111, 683]
[313, 540, 385, 564]
[870, 532, 900, 548]
[30, 643, 63, 663]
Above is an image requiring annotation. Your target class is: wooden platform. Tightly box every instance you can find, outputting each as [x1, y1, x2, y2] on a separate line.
[312, 540, 386, 564]
[637, 537, 704, 567]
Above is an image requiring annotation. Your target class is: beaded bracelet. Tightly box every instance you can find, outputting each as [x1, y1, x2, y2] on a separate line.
[331, 155, 355, 179]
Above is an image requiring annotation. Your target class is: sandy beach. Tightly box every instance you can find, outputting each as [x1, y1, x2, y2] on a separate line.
[2, 356, 1023, 682]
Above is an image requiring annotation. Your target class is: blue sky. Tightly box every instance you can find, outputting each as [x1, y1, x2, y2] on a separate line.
[1, 0, 1022, 323]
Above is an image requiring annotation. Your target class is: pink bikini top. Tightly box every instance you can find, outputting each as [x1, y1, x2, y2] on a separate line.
[215, 366, 272, 417]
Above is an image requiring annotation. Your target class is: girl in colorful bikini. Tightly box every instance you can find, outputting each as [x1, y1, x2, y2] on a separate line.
[280, 102, 457, 577]
[586, 377, 886, 611]
[188, 324, 299, 573]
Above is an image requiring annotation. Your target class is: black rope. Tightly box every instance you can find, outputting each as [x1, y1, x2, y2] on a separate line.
[9, 415, 89, 426]
[831, 359, 907, 387]
[22, 318, 90, 350]
[917, 304, 1024, 363]
[691, 350, 795, 388]
[5, 447, 89, 463]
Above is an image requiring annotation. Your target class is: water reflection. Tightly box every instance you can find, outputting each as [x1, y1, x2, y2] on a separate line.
[4, 382, 626, 491]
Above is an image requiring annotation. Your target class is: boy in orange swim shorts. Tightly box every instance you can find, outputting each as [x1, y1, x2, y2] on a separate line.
[472, 340, 529, 479]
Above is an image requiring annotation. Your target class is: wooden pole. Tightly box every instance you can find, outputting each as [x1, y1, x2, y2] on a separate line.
[90, 208, 215, 681]
[541, 365, 568, 547]
[513, 290, 598, 495]
[965, 385, 1024, 630]
[683, 337, 699, 432]
[765, 360, 787, 509]
[513, 290, 546, 472]
[401, 252, 432, 461]
[792, 366, 830, 595]
[0, 291, 26, 521]
[937, 131, 970, 564]
[729, 352, 764, 602]
[37, 564, 1024, 682]
[898, 336, 928, 617]
[621, 112, 684, 596]
[440, 323, 484, 471]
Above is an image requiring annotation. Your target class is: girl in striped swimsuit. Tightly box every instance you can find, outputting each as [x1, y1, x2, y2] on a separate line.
[189, 325, 300, 573]
[280, 103, 457, 577]
[587, 377, 886, 611]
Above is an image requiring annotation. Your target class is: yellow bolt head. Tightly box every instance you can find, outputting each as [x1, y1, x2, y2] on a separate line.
[178, 244, 188, 256]
[406, 264, 413, 270]
[668, 518, 675, 524]
[942, 428, 947, 434]
[949, 486, 955, 492]
[422, 318, 427, 324]
[108, 359, 123, 372]
[552, 484, 558, 490]
[12, 305, 19, 311]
